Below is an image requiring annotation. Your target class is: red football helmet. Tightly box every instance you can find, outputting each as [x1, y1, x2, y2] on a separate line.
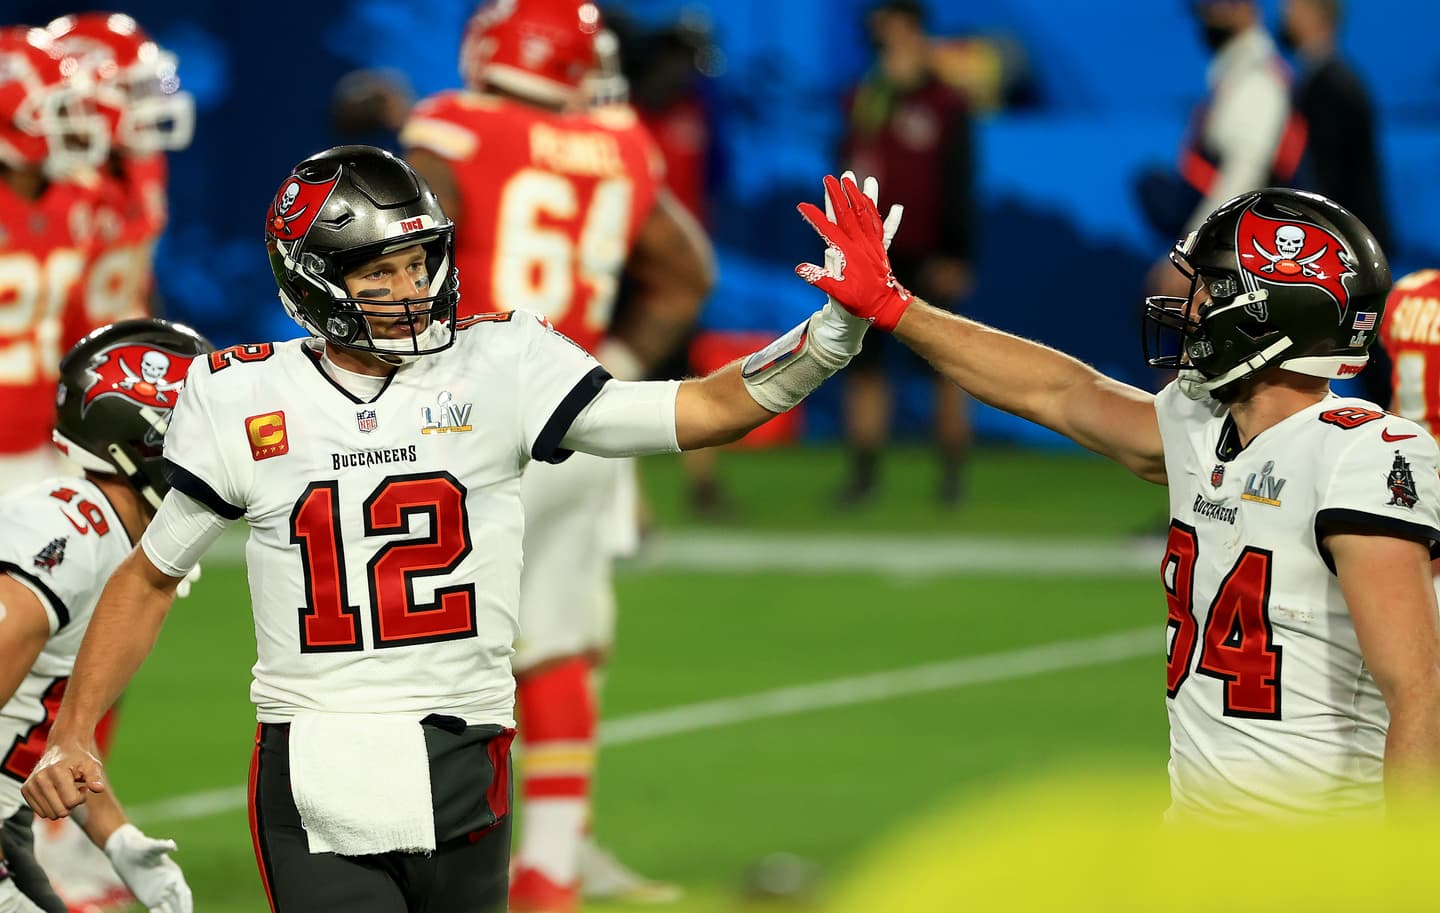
[0, 26, 107, 175]
[46, 12, 194, 153]
[460, 0, 604, 105]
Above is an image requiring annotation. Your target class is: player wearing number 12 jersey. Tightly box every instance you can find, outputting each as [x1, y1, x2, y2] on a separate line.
[803, 178, 1440, 821]
[401, 2, 714, 906]
[22, 147, 878, 912]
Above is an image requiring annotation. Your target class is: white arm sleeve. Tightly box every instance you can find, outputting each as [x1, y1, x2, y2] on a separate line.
[139, 489, 234, 578]
[559, 379, 682, 458]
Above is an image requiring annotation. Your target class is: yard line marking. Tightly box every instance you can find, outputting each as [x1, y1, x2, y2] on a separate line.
[208, 526, 1159, 577]
[128, 626, 1155, 824]
[132, 785, 249, 823]
[624, 532, 1159, 576]
[600, 626, 1154, 746]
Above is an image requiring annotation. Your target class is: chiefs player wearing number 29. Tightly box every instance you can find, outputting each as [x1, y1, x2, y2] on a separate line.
[0, 27, 108, 495]
[21, 145, 886, 912]
[799, 179, 1440, 821]
[0, 318, 208, 913]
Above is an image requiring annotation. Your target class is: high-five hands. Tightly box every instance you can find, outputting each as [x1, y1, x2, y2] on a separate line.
[797, 174, 912, 332]
[739, 171, 903, 415]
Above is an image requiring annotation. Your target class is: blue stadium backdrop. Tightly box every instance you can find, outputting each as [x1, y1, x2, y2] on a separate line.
[13, 0, 1440, 444]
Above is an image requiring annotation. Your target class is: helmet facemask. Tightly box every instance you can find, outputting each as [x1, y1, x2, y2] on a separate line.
[28, 79, 109, 178]
[1144, 237, 1290, 401]
[273, 228, 460, 364]
[112, 48, 194, 152]
[0, 33, 109, 177]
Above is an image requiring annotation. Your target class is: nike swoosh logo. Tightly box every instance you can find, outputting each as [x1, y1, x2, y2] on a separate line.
[1382, 429, 1418, 442]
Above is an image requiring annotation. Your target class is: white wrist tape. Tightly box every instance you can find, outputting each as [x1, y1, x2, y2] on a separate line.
[741, 310, 853, 413]
[814, 298, 870, 358]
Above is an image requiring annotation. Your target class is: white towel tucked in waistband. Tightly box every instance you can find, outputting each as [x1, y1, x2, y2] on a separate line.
[288, 712, 435, 856]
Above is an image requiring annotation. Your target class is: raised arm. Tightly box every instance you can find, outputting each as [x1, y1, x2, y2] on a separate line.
[796, 174, 1166, 483]
[563, 176, 900, 457]
[559, 310, 855, 457]
[890, 302, 1165, 482]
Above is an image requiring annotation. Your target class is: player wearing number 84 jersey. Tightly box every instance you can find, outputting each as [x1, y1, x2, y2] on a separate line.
[800, 177, 1440, 822]
[1158, 388, 1440, 819]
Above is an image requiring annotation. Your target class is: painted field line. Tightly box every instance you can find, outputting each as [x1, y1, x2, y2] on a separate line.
[128, 626, 1154, 824]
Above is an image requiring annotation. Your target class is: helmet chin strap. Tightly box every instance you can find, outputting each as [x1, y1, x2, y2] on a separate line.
[107, 443, 164, 511]
[1178, 337, 1295, 400]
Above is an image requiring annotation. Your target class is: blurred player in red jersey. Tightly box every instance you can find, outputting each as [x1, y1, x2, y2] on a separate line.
[47, 12, 195, 331]
[402, 2, 713, 909]
[0, 26, 108, 497]
[30, 18, 192, 907]
[1381, 270, 1440, 438]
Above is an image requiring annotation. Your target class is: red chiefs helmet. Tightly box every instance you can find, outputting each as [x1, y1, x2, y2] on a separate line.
[46, 12, 194, 153]
[460, 0, 604, 105]
[0, 26, 107, 175]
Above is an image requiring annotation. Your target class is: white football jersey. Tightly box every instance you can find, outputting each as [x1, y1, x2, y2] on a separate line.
[1156, 382, 1440, 821]
[161, 312, 607, 725]
[0, 478, 131, 818]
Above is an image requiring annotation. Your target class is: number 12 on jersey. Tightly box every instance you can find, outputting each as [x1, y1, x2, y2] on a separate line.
[289, 472, 478, 652]
[1163, 522, 1284, 719]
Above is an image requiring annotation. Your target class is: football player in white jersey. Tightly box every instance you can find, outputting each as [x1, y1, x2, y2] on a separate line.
[0, 318, 207, 913]
[20, 146, 893, 913]
[798, 176, 1440, 822]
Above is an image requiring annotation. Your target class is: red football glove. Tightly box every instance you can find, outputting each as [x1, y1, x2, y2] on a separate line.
[795, 174, 913, 332]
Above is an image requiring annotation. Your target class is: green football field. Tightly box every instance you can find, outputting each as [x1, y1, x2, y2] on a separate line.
[100, 445, 1174, 912]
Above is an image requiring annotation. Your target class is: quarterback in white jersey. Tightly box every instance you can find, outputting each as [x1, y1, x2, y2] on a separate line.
[0, 319, 206, 913]
[163, 313, 613, 726]
[22, 148, 886, 913]
[801, 178, 1440, 821]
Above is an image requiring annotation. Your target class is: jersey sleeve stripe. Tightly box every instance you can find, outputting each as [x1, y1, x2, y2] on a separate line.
[1313, 507, 1440, 573]
[531, 366, 611, 465]
[163, 459, 246, 520]
[0, 561, 70, 629]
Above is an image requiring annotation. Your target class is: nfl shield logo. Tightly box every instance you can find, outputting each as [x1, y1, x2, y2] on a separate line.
[1210, 464, 1225, 488]
[356, 409, 378, 433]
